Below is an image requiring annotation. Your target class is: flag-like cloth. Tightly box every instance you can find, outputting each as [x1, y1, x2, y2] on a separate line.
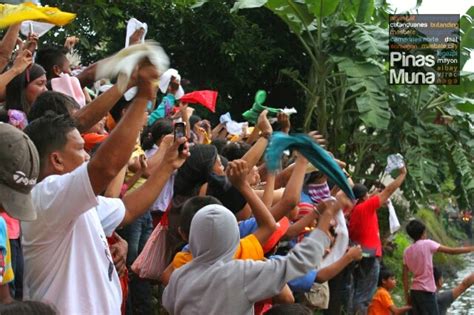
[265, 132, 355, 200]
[180, 90, 218, 113]
[0, 2, 76, 28]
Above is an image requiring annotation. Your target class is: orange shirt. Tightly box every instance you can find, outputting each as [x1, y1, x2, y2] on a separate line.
[368, 287, 393, 315]
[172, 234, 264, 269]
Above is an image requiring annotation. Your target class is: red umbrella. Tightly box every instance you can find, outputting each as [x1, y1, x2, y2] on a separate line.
[180, 90, 218, 113]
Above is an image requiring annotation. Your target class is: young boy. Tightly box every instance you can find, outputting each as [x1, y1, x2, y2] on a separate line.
[368, 269, 411, 315]
[402, 219, 474, 315]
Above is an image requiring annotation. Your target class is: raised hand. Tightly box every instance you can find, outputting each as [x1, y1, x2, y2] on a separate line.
[256, 109, 272, 135]
[226, 159, 250, 190]
[12, 49, 32, 74]
[162, 135, 190, 170]
[136, 58, 159, 100]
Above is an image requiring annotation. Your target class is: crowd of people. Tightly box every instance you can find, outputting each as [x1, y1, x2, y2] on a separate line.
[0, 17, 473, 315]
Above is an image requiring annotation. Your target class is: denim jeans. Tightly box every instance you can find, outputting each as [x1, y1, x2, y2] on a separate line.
[351, 257, 380, 315]
[410, 290, 439, 315]
[118, 211, 153, 315]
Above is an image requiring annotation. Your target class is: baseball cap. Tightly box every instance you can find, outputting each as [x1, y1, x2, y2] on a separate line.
[0, 123, 40, 221]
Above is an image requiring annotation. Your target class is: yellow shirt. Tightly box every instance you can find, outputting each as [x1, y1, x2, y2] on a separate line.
[0, 217, 14, 285]
[172, 234, 264, 269]
[368, 287, 393, 315]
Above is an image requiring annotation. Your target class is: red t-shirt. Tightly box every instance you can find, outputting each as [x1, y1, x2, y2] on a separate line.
[348, 195, 382, 257]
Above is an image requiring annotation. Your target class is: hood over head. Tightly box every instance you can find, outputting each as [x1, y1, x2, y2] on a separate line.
[189, 204, 239, 265]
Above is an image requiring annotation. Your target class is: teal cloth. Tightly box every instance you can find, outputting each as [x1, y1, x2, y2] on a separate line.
[265, 132, 355, 200]
[148, 93, 176, 126]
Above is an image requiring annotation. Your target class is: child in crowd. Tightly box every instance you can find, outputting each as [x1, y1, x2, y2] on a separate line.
[162, 179, 341, 314]
[403, 219, 474, 315]
[368, 268, 411, 315]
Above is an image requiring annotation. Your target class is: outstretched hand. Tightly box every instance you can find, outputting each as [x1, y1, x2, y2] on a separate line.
[12, 49, 32, 74]
[257, 110, 272, 135]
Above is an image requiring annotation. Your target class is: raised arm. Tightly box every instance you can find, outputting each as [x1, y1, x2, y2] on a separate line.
[73, 84, 126, 133]
[242, 110, 272, 168]
[0, 49, 32, 100]
[378, 166, 407, 205]
[87, 59, 158, 195]
[227, 160, 276, 246]
[120, 135, 189, 227]
[270, 155, 308, 222]
[0, 24, 20, 72]
[437, 245, 474, 255]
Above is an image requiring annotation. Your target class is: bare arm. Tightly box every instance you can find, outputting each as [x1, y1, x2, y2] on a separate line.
[0, 24, 20, 72]
[316, 246, 362, 283]
[452, 272, 474, 300]
[120, 137, 188, 227]
[242, 110, 272, 168]
[87, 60, 158, 195]
[73, 84, 125, 133]
[228, 160, 276, 246]
[378, 167, 407, 205]
[104, 166, 127, 198]
[285, 210, 318, 239]
[0, 284, 13, 304]
[261, 173, 275, 208]
[75, 62, 98, 88]
[437, 245, 474, 255]
[270, 156, 308, 222]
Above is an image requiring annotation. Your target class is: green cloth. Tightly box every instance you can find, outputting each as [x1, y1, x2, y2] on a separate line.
[242, 90, 281, 124]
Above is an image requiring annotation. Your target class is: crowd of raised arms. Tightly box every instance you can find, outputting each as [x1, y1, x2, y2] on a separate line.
[0, 17, 473, 315]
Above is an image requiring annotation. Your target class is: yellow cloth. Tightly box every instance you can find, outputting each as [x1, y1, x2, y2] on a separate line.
[0, 3, 76, 28]
[368, 287, 393, 315]
[125, 143, 147, 192]
[0, 220, 14, 285]
[172, 234, 264, 269]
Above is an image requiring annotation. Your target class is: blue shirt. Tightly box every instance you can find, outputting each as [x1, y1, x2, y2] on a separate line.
[148, 94, 176, 126]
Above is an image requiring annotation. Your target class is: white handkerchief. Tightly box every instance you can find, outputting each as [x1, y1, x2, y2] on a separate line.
[125, 18, 148, 47]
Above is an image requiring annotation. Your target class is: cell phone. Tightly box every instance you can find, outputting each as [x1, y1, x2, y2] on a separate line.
[174, 122, 186, 152]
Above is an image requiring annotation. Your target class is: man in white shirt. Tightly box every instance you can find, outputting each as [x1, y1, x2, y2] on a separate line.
[23, 59, 189, 314]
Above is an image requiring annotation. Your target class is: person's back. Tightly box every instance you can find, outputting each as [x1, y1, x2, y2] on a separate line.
[403, 239, 439, 291]
[163, 202, 336, 315]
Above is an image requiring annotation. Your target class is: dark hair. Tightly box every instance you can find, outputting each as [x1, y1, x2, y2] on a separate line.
[189, 114, 201, 130]
[141, 118, 173, 151]
[378, 268, 395, 286]
[352, 183, 368, 200]
[5, 64, 46, 113]
[0, 300, 57, 314]
[433, 266, 442, 283]
[305, 171, 325, 184]
[28, 91, 80, 122]
[36, 46, 69, 80]
[179, 196, 222, 237]
[109, 97, 130, 124]
[24, 113, 76, 169]
[406, 219, 426, 241]
[264, 304, 312, 315]
[221, 141, 251, 161]
[211, 138, 227, 154]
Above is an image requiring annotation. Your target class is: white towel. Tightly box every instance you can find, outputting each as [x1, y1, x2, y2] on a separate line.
[95, 41, 169, 93]
[388, 199, 401, 234]
[20, 21, 54, 37]
[158, 68, 184, 99]
[125, 18, 148, 47]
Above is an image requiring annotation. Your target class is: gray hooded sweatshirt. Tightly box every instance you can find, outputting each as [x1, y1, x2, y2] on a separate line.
[162, 204, 330, 315]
